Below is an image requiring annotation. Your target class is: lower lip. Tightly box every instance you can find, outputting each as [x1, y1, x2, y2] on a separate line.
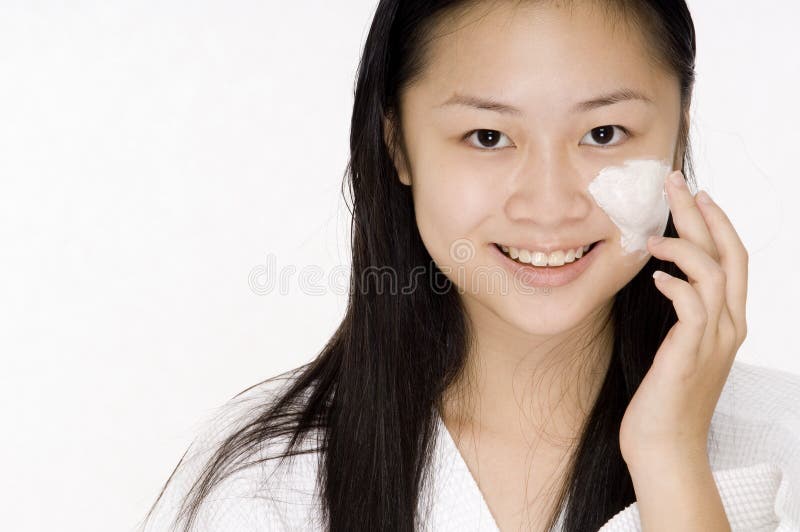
[490, 240, 603, 288]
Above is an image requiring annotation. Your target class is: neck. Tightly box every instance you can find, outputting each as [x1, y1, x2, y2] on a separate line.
[441, 299, 615, 447]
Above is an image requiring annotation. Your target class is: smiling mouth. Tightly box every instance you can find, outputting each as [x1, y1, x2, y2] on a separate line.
[493, 240, 601, 267]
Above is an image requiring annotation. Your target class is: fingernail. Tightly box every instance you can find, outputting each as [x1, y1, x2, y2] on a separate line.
[648, 235, 664, 246]
[696, 190, 713, 205]
[669, 171, 685, 188]
[653, 270, 668, 281]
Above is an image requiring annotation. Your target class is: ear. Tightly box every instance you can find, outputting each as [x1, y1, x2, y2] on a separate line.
[382, 113, 412, 186]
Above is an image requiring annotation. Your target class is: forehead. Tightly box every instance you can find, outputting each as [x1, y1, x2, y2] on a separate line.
[407, 1, 675, 114]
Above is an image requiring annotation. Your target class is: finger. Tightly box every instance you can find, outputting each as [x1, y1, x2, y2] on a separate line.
[664, 171, 720, 261]
[651, 270, 707, 376]
[647, 235, 727, 333]
[693, 190, 749, 344]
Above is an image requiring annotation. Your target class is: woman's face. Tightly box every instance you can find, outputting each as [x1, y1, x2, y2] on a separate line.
[388, 1, 683, 337]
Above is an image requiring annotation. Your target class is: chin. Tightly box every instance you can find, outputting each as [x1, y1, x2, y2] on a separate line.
[485, 287, 610, 339]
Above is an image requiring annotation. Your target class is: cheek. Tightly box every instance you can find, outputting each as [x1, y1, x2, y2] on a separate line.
[414, 164, 497, 245]
[587, 158, 672, 255]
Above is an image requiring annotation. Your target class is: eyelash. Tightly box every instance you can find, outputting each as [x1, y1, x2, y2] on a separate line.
[461, 125, 632, 151]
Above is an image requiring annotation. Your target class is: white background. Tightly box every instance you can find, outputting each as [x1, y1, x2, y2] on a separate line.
[0, 1, 797, 530]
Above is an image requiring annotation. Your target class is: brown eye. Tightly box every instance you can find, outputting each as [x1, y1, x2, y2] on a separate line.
[464, 129, 513, 150]
[581, 125, 630, 148]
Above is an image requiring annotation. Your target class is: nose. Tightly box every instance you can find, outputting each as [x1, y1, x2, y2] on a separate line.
[503, 148, 594, 228]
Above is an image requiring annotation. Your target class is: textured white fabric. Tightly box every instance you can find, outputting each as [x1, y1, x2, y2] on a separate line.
[597, 359, 800, 532]
[142, 360, 800, 531]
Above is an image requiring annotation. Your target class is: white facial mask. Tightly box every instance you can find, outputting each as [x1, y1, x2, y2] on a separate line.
[587, 158, 673, 256]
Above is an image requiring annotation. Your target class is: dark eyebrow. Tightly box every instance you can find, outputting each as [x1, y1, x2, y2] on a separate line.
[436, 88, 654, 116]
[571, 88, 655, 113]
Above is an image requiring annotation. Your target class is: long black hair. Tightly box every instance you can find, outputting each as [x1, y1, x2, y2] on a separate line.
[141, 1, 698, 530]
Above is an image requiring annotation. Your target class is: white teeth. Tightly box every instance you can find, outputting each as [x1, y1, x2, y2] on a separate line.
[548, 250, 566, 266]
[532, 251, 548, 266]
[499, 242, 594, 266]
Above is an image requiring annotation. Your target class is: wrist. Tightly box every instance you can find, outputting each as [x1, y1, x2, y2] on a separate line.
[623, 449, 729, 532]
[622, 440, 708, 474]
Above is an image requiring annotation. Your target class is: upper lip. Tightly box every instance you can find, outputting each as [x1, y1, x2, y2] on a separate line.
[496, 239, 601, 253]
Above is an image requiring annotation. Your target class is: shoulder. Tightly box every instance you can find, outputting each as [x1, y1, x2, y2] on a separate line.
[601, 361, 800, 532]
[715, 359, 800, 429]
[708, 360, 800, 528]
[712, 359, 800, 451]
[141, 366, 324, 531]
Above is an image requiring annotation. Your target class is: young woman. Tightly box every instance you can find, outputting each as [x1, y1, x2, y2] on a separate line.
[140, 1, 800, 531]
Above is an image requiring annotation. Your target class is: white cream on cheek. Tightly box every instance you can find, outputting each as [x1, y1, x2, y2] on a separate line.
[587, 158, 672, 256]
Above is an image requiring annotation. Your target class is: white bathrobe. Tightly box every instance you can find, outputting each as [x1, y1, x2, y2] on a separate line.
[141, 360, 800, 531]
